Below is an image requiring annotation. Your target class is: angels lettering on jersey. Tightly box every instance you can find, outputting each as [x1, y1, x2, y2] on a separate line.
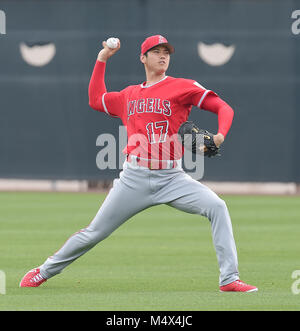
[127, 98, 172, 119]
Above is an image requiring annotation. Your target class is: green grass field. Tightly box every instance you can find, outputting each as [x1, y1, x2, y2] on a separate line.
[0, 192, 299, 311]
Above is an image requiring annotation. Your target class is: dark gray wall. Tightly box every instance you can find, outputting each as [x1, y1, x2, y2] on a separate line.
[0, 0, 299, 181]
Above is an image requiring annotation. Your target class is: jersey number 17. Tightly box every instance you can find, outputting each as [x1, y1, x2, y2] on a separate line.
[146, 120, 169, 144]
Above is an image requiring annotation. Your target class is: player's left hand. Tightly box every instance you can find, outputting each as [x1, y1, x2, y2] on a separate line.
[213, 133, 224, 148]
[178, 121, 221, 157]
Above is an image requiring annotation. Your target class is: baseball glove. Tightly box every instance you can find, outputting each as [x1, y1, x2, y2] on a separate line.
[178, 121, 220, 157]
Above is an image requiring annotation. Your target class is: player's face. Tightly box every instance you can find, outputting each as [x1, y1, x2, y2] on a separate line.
[141, 46, 170, 74]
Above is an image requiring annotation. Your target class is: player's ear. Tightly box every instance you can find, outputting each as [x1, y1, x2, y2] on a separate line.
[140, 53, 146, 64]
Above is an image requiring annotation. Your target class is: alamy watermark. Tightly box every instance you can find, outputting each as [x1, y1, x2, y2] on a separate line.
[0, 10, 6, 35]
[291, 10, 300, 35]
[0, 270, 6, 295]
[291, 270, 300, 294]
[95, 126, 205, 180]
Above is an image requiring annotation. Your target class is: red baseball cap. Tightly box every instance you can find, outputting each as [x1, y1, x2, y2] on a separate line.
[141, 35, 175, 55]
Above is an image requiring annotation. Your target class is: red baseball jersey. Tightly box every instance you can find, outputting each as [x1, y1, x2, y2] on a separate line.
[101, 76, 217, 160]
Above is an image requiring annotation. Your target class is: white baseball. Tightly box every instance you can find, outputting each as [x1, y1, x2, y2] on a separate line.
[106, 37, 119, 49]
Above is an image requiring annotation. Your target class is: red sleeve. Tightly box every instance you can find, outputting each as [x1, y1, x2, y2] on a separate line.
[201, 94, 234, 138]
[177, 80, 218, 108]
[88, 60, 124, 118]
[88, 60, 107, 111]
[102, 91, 125, 118]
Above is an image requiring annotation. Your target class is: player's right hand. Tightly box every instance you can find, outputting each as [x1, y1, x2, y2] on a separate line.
[97, 39, 121, 62]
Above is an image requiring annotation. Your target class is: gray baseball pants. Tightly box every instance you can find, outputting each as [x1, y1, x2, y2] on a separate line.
[40, 161, 239, 286]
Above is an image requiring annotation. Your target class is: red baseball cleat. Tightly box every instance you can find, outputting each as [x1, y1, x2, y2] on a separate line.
[220, 280, 258, 292]
[19, 268, 47, 288]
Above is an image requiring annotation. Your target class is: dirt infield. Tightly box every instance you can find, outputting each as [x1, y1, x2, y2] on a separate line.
[0, 179, 298, 195]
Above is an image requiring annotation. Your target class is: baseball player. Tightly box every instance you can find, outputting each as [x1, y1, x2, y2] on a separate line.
[20, 35, 257, 292]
